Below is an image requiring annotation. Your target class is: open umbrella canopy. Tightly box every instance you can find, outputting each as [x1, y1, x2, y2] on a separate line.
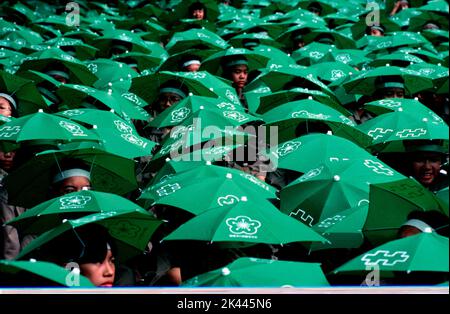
[56, 84, 150, 121]
[280, 157, 405, 227]
[139, 164, 277, 214]
[4, 142, 138, 208]
[147, 95, 256, 128]
[201, 47, 271, 76]
[227, 32, 284, 50]
[44, 37, 98, 61]
[56, 108, 156, 158]
[407, 63, 449, 94]
[364, 32, 435, 54]
[130, 71, 241, 108]
[0, 69, 48, 116]
[16, 209, 162, 263]
[0, 110, 99, 144]
[357, 107, 449, 153]
[16, 48, 98, 86]
[332, 232, 449, 277]
[7, 190, 150, 235]
[165, 28, 228, 55]
[362, 97, 445, 117]
[306, 61, 356, 86]
[247, 66, 335, 98]
[292, 42, 338, 65]
[302, 29, 356, 50]
[183, 257, 330, 287]
[157, 48, 216, 72]
[265, 133, 373, 174]
[113, 51, 167, 74]
[343, 66, 435, 96]
[262, 99, 372, 147]
[364, 177, 449, 246]
[0, 259, 94, 287]
[164, 200, 328, 245]
[256, 87, 345, 115]
[309, 204, 369, 251]
[84, 58, 140, 92]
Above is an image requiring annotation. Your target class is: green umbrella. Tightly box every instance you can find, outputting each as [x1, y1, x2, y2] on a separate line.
[291, 42, 338, 66]
[397, 47, 444, 65]
[84, 58, 139, 92]
[16, 209, 162, 263]
[280, 157, 405, 227]
[368, 52, 426, 68]
[113, 51, 167, 73]
[201, 47, 270, 76]
[309, 204, 369, 251]
[1, 28, 44, 48]
[363, 97, 444, 117]
[139, 164, 277, 213]
[165, 29, 228, 55]
[407, 63, 449, 95]
[164, 200, 328, 245]
[0, 3, 40, 24]
[343, 66, 434, 96]
[252, 44, 298, 68]
[183, 257, 330, 287]
[56, 84, 150, 121]
[266, 133, 373, 174]
[228, 32, 284, 49]
[0, 110, 98, 144]
[91, 29, 159, 58]
[0, 259, 94, 287]
[256, 87, 346, 115]
[364, 177, 448, 246]
[276, 21, 328, 51]
[130, 71, 241, 108]
[350, 11, 401, 40]
[408, 11, 449, 32]
[45, 37, 98, 61]
[247, 66, 334, 98]
[262, 99, 372, 147]
[0, 69, 49, 116]
[436, 187, 449, 208]
[148, 159, 212, 186]
[163, 0, 220, 23]
[33, 15, 75, 34]
[320, 49, 372, 68]
[364, 32, 435, 54]
[16, 48, 98, 86]
[307, 61, 356, 86]
[147, 95, 254, 128]
[57, 108, 156, 158]
[157, 48, 216, 72]
[4, 142, 138, 208]
[171, 18, 218, 33]
[421, 29, 449, 47]
[357, 108, 449, 153]
[332, 232, 449, 276]
[303, 29, 356, 49]
[259, 2, 299, 17]
[297, 1, 338, 16]
[7, 190, 151, 235]
[390, 8, 424, 29]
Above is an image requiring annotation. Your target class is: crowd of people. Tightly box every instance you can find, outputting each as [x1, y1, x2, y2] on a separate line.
[0, 0, 448, 288]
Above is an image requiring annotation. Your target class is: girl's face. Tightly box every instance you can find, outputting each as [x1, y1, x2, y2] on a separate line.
[80, 250, 115, 287]
[0, 97, 13, 117]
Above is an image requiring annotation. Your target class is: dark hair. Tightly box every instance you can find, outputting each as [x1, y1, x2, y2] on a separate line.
[189, 2, 206, 15]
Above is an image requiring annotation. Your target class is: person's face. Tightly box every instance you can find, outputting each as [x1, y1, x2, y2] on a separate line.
[398, 225, 421, 238]
[79, 250, 115, 287]
[184, 63, 201, 72]
[56, 176, 91, 195]
[0, 150, 16, 171]
[383, 88, 405, 99]
[411, 152, 442, 187]
[191, 9, 205, 20]
[157, 92, 183, 111]
[0, 97, 13, 117]
[370, 28, 384, 37]
[308, 7, 321, 16]
[230, 65, 248, 89]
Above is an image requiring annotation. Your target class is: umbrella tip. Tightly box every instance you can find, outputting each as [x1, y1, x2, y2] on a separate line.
[221, 267, 231, 276]
[333, 175, 340, 182]
[38, 109, 44, 113]
[29, 259, 37, 263]
[241, 196, 248, 202]
[226, 173, 233, 179]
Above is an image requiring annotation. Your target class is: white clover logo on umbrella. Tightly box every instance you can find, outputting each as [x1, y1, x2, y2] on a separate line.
[108, 220, 141, 239]
[364, 159, 394, 176]
[59, 195, 92, 209]
[59, 121, 87, 136]
[396, 128, 427, 138]
[114, 120, 133, 134]
[223, 111, 248, 123]
[275, 141, 302, 157]
[226, 215, 262, 238]
[121, 133, 147, 147]
[0, 126, 21, 138]
[171, 108, 191, 123]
